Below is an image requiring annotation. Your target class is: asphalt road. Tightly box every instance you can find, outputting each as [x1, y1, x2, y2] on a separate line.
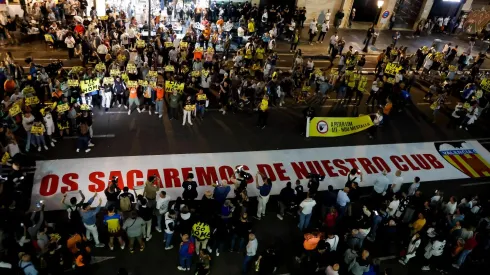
[4, 29, 490, 275]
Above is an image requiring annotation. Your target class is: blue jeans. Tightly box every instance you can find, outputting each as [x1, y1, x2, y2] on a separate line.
[156, 213, 163, 230]
[242, 255, 254, 274]
[230, 234, 246, 251]
[298, 212, 312, 231]
[32, 134, 46, 147]
[196, 105, 205, 118]
[456, 249, 472, 266]
[25, 132, 34, 151]
[155, 100, 164, 115]
[77, 136, 89, 150]
[179, 255, 192, 268]
[165, 232, 173, 248]
[337, 204, 347, 219]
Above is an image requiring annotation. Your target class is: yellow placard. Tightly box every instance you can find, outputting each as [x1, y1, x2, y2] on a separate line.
[149, 81, 157, 87]
[9, 104, 21, 116]
[202, 70, 209, 78]
[180, 42, 188, 48]
[384, 63, 402, 75]
[191, 70, 201, 77]
[95, 62, 106, 72]
[57, 103, 70, 113]
[71, 66, 84, 73]
[127, 80, 138, 88]
[110, 69, 120, 76]
[165, 81, 185, 93]
[30, 125, 44, 135]
[126, 63, 138, 74]
[308, 116, 374, 137]
[103, 77, 114, 85]
[184, 105, 196, 111]
[1, 152, 9, 164]
[99, 15, 109, 20]
[136, 40, 146, 48]
[80, 104, 91, 111]
[165, 42, 173, 48]
[80, 79, 100, 94]
[67, 79, 79, 87]
[164, 65, 175, 72]
[44, 34, 54, 43]
[148, 71, 158, 78]
[138, 80, 149, 86]
[25, 96, 40, 106]
[197, 94, 207, 101]
[386, 77, 396, 84]
[481, 78, 490, 92]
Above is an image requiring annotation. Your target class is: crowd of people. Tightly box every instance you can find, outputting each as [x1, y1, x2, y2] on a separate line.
[0, 163, 489, 275]
[0, 1, 489, 274]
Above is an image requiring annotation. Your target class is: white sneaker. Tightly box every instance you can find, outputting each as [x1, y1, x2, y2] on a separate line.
[128, 110, 131, 115]
[95, 243, 105, 248]
[146, 235, 152, 241]
[421, 266, 430, 271]
[109, 246, 114, 250]
[186, 268, 190, 271]
[118, 104, 122, 108]
[137, 108, 141, 113]
[121, 243, 125, 250]
[149, 110, 152, 115]
[124, 105, 128, 109]
[189, 122, 193, 125]
[277, 214, 283, 220]
[44, 145, 49, 150]
[177, 266, 184, 271]
[182, 123, 185, 126]
[38, 147, 41, 152]
[222, 110, 226, 115]
[165, 245, 174, 250]
[159, 115, 163, 118]
[88, 142, 95, 147]
[50, 142, 55, 147]
[216, 250, 220, 256]
[52, 138, 57, 143]
[85, 149, 91, 153]
[155, 227, 162, 233]
[76, 149, 80, 153]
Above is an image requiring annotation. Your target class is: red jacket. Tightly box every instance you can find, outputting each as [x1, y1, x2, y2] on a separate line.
[464, 236, 478, 250]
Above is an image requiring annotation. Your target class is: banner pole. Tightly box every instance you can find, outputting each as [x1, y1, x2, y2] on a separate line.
[306, 117, 310, 138]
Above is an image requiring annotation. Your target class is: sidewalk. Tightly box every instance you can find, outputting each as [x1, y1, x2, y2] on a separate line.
[277, 27, 481, 57]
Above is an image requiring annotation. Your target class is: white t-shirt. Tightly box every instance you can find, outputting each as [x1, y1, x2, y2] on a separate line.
[65, 36, 75, 48]
[321, 23, 329, 32]
[392, 176, 403, 193]
[300, 198, 317, 214]
[237, 27, 245, 37]
[387, 199, 400, 217]
[156, 196, 171, 214]
[445, 201, 457, 215]
[326, 235, 339, 251]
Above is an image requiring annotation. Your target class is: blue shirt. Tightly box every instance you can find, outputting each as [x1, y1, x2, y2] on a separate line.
[337, 190, 350, 207]
[373, 175, 390, 194]
[214, 186, 231, 202]
[259, 184, 272, 196]
[80, 197, 101, 225]
[19, 261, 38, 275]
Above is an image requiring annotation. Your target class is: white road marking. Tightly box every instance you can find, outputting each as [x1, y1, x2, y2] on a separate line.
[64, 134, 116, 139]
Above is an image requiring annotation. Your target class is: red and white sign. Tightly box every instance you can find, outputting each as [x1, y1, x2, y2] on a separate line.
[32, 140, 490, 210]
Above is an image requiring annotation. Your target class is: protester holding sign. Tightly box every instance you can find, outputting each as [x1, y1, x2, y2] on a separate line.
[31, 118, 49, 152]
[127, 86, 141, 116]
[183, 96, 195, 126]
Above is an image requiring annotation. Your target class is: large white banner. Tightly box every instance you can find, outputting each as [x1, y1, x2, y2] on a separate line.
[32, 140, 490, 210]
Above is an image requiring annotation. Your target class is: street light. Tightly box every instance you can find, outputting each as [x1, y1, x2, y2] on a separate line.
[377, 0, 384, 8]
[374, 0, 384, 23]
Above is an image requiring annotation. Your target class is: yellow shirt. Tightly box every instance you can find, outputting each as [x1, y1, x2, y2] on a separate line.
[255, 48, 265, 60]
[412, 218, 426, 233]
[259, 99, 268, 111]
[358, 76, 368, 92]
[348, 73, 359, 88]
[248, 22, 255, 33]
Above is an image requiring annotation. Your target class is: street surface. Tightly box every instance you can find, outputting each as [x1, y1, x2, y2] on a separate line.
[4, 28, 490, 275]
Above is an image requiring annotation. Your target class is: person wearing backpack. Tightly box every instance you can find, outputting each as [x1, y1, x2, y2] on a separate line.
[18, 253, 38, 275]
[178, 234, 194, 271]
[61, 190, 86, 220]
[164, 210, 177, 250]
[118, 187, 135, 220]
